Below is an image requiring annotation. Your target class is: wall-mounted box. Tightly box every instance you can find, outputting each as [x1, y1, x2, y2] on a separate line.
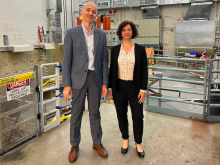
[96, 0, 111, 9]
[104, 30, 121, 46]
[111, 0, 128, 8]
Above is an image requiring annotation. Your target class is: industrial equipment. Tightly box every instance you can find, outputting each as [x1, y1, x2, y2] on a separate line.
[111, 0, 128, 8]
[131, 18, 163, 50]
[104, 29, 121, 46]
[96, 0, 111, 9]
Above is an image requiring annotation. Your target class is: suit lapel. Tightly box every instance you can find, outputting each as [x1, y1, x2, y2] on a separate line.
[116, 44, 121, 80]
[134, 43, 140, 81]
[93, 28, 99, 58]
[78, 25, 88, 55]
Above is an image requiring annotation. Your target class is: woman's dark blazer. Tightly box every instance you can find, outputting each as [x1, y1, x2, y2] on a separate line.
[108, 43, 148, 93]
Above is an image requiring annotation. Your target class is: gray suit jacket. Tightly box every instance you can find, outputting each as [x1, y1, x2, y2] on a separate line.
[62, 25, 108, 89]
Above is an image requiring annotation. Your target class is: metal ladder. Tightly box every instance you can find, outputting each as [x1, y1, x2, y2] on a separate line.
[207, 59, 220, 122]
[40, 63, 60, 133]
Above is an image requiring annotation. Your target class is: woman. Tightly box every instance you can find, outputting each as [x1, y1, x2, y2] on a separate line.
[108, 21, 148, 158]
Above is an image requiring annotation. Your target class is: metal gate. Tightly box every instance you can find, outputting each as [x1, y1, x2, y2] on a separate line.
[39, 62, 60, 133]
[147, 57, 208, 120]
[0, 71, 39, 155]
[207, 58, 220, 122]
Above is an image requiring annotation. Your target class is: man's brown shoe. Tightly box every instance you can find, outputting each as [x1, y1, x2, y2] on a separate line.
[93, 143, 108, 157]
[68, 146, 79, 162]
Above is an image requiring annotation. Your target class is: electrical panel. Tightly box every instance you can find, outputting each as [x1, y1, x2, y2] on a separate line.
[104, 30, 121, 46]
[111, 0, 128, 8]
[96, 0, 111, 9]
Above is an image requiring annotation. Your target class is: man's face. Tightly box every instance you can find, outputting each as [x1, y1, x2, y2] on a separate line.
[81, 3, 97, 24]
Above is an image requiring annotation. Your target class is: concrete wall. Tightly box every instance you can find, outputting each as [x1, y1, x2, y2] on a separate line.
[0, 0, 49, 46]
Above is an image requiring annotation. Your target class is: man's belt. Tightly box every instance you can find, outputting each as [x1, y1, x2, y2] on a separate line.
[85, 70, 94, 72]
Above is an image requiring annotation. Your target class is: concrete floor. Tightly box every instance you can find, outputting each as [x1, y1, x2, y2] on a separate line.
[1, 102, 220, 165]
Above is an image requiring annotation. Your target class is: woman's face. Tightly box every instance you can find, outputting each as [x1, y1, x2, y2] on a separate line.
[121, 24, 133, 40]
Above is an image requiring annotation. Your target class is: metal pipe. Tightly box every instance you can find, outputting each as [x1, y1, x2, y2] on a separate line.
[148, 57, 206, 62]
[203, 60, 208, 120]
[33, 65, 41, 135]
[207, 60, 212, 116]
[149, 96, 204, 106]
[150, 67, 206, 73]
[149, 86, 204, 95]
[149, 76, 205, 85]
[130, 7, 137, 19]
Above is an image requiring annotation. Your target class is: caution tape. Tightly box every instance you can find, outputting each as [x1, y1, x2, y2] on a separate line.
[0, 72, 36, 87]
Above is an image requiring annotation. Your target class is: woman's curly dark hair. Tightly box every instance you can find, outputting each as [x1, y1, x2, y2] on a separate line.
[116, 21, 138, 40]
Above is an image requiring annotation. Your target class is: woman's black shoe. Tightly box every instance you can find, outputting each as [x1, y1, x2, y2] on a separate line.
[121, 147, 128, 154]
[136, 148, 145, 158]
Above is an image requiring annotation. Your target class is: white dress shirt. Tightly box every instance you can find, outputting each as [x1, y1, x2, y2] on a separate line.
[82, 23, 95, 70]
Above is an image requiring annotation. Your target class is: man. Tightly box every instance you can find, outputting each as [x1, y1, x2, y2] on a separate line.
[62, 3, 108, 162]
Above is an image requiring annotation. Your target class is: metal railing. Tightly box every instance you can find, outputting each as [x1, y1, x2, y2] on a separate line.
[40, 62, 60, 133]
[147, 57, 208, 120]
[207, 58, 220, 122]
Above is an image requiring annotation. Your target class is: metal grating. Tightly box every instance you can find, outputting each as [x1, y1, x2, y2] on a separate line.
[0, 74, 39, 155]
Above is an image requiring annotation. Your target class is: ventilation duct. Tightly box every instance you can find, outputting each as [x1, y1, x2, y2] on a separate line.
[141, 6, 160, 19]
[184, 2, 213, 20]
[140, 0, 159, 6]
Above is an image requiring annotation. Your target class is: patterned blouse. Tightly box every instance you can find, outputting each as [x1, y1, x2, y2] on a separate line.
[118, 44, 135, 80]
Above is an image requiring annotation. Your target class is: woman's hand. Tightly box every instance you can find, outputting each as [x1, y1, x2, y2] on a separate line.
[108, 91, 113, 100]
[138, 92, 145, 104]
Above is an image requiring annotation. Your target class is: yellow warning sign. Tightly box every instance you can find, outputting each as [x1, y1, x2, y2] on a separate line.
[0, 72, 36, 87]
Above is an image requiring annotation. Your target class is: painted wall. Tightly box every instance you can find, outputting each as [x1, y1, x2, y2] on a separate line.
[0, 0, 49, 46]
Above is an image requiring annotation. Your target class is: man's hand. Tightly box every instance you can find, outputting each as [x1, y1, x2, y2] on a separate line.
[102, 85, 107, 96]
[108, 91, 113, 100]
[63, 86, 73, 101]
[138, 92, 145, 104]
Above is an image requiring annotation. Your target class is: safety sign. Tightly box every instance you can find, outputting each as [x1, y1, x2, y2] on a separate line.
[7, 79, 31, 101]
